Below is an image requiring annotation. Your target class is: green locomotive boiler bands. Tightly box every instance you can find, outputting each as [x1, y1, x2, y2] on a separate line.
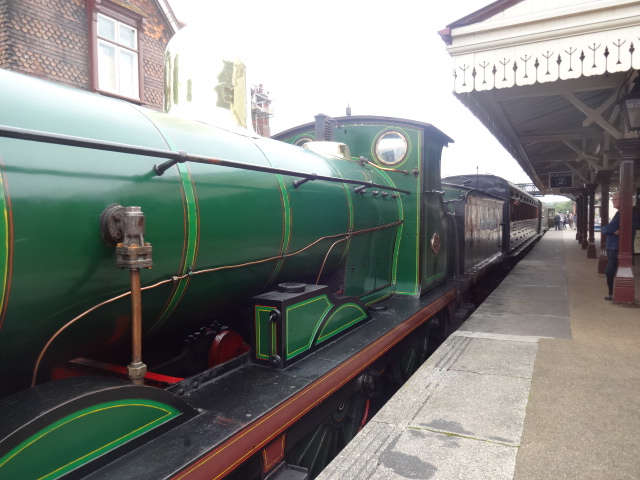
[0, 70, 454, 397]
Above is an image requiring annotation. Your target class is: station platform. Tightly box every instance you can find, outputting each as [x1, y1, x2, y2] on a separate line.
[317, 228, 640, 480]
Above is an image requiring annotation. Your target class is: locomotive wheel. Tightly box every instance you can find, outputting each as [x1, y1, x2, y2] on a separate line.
[389, 326, 430, 386]
[429, 310, 450, 352]
[288, 391, 368, 478]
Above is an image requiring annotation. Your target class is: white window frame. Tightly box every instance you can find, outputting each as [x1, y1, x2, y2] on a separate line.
[95, 12, 140, 100]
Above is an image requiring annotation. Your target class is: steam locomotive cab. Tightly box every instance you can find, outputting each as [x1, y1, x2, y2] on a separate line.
[274, 116, 453, 299]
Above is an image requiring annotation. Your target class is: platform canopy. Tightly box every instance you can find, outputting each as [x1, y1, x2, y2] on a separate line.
[439, 0, 640, 195]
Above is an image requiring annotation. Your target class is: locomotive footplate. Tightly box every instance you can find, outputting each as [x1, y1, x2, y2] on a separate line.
[67, 281, 458, 480]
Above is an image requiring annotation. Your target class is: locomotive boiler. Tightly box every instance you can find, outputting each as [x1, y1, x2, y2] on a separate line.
[0, 65, 543, 479]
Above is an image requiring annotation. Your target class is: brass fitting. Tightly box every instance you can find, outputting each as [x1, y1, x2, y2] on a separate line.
[127, 361, 147, 385]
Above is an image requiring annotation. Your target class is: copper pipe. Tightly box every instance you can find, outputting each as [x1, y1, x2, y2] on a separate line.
[128, 268, 146, 385]
[30, 289, 132, 387]
[316, 237, 349, 284]
[31, 220, 404, 385]
[361, 159, 408, 174]
[130, 269, 142, 364]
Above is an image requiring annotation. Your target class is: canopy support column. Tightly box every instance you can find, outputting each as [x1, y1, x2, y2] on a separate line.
[587, 183, 598, 258]
[613, 139, 637, 305]
[581, 188, 589, 250]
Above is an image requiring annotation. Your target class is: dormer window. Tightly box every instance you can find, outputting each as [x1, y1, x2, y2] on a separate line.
[89, 1, 144, 103]
[97, 14, 139, 99]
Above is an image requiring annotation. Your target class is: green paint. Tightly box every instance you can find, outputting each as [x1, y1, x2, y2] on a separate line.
[254, 306, 274, 360]
[151, 161, 199, 330]
[266, 174, 292, 285]
[286, 295, 332, 358]
[136, 118, 200, 334]
[0, 168, 9, 324]
[0, 400, 180, 480]
[361, 285, 395, 305]
[317, 303, 368, 342]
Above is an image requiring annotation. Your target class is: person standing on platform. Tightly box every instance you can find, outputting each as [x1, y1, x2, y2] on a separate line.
[602, 193, 638, 300]
[554, 212, 561, 230]
[602, 193, 621, 301]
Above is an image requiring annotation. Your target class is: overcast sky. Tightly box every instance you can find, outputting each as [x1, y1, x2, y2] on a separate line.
[167, 0, 535, 185]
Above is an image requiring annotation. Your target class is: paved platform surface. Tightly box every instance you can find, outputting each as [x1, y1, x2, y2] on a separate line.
[317, 229, 640, 480]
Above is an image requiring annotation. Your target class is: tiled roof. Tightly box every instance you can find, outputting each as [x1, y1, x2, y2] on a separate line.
[109, 0, 147, 17]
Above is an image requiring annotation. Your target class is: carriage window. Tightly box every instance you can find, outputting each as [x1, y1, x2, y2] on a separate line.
[375, 131, 408, 166]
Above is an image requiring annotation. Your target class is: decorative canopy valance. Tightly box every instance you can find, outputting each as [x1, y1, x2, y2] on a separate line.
[443, 0, 640, 93]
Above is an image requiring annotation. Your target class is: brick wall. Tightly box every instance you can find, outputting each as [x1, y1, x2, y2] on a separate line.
[1, 0, 89, 88]
[0, 0, 174, 110]
[138, 0, 173, 109]
[0, 1, 7, 68]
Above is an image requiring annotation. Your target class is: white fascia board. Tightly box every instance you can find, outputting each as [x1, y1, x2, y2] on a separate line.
[448, 0, 640, 55]
[446, 1, 640, 92]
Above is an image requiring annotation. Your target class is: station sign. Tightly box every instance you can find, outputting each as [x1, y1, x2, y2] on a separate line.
[549, 172, 573, 189]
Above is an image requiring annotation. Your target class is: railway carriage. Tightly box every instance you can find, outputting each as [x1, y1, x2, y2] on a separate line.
[443, 175, 543, 262]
